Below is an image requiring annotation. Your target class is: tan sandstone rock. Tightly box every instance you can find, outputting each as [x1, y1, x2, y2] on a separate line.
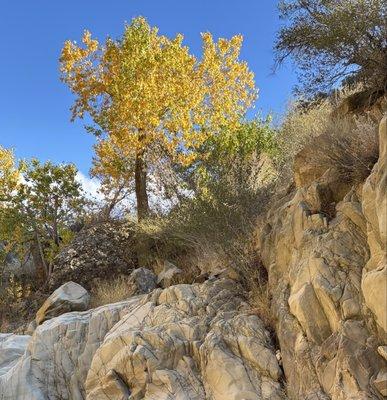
[362, 116, 387, 335]
[258, 117, 387, 400]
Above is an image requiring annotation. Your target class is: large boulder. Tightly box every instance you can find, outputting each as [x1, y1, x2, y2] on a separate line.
[127, 267, 157, 294]
[0, 279, 285, 400]
[49, 221, 137, 290]
[35, 281, 90, 325]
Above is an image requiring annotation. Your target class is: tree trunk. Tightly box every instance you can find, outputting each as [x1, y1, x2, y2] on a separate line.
[52, 197, 60, 246]
[135, 152, 149, 221]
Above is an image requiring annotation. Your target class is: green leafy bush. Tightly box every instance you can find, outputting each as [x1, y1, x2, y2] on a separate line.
[0, 157, 87, 282]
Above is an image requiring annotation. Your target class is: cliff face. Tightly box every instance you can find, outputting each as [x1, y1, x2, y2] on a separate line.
[0, 118, 385, 399]
[258, 116, 386, 399]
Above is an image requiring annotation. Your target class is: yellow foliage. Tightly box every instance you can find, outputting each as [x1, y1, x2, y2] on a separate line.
[0, 146, 20, 202]
[60, 17, 256, 180]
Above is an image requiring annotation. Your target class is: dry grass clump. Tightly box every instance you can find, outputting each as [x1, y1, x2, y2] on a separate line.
[314, 117, 378, 183]
[90, 275, 136, 308]
[277, 98, 332, 172]
[247, 283, 276, 334]
[229, 239, 276, 333]
[277, 87, 379, 184]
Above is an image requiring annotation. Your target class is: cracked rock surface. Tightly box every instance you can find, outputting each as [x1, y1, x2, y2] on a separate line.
[0, 279, 284, 400]
[257, 117, 387, 399]
[1, 118, 386, 399]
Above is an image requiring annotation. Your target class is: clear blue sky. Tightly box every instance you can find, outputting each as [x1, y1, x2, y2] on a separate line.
[0, 0, 296, 175]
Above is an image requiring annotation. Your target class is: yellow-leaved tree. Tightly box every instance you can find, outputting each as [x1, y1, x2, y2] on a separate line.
[0, 146, 20, 202]
[60, 17, 256, 220]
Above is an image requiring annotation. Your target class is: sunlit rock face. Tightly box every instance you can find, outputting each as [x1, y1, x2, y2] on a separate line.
[257, 117, 387, 399]
[362, 116, 387, 336]
[0, 279, 284, 400]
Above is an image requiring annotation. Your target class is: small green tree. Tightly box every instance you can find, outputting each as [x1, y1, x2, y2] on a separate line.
[0, 156, 86, 281]
[275, 0, 387, 95]
[192, 117, 278, 202]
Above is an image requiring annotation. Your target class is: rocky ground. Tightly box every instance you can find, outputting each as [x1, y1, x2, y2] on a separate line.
[0, 117, 386, 399]
[0, 274, 285, 400]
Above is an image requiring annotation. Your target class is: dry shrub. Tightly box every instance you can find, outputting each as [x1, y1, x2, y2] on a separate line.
[314, 117, 379, 183]
[277, 98, 332, 173]
[248, 283, 275, 334]
[127, 144, 278, 330]
[277, 87, 379, 184]
[129, 200, 276, 334]
[227, 237, 276, 333]
[90, 275, 136, 308]
[0, 275, 44, 332]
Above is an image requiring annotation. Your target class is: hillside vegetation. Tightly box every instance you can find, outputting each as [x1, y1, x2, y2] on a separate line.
[0, 2, 386, 399]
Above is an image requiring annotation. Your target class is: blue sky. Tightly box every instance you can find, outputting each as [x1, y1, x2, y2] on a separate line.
[0, 0, 296, 175]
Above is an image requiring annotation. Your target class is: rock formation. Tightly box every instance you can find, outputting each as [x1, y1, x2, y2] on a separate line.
[0, 279, 284, 400]
[0, 118, 386, 399]
[257, 116, 387, 399]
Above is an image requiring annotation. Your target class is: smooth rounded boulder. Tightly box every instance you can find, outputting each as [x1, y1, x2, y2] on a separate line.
[35, 281, 90, 325]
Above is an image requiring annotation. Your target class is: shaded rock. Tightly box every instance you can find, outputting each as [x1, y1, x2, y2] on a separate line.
[374, 370, 387, 397]
[36, 281, 90, 325]
[210, 266, 241, 281]
[49, 221, 137, 290]
[128, 267, 157, 294]
[334, 87, 387, 121]
[157, 260, 182, 288]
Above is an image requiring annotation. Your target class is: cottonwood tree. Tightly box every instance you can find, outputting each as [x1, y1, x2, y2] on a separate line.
[91, 139, 135, 219]
[275, 0, 387, 96]
[60, 17, 256, 220]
